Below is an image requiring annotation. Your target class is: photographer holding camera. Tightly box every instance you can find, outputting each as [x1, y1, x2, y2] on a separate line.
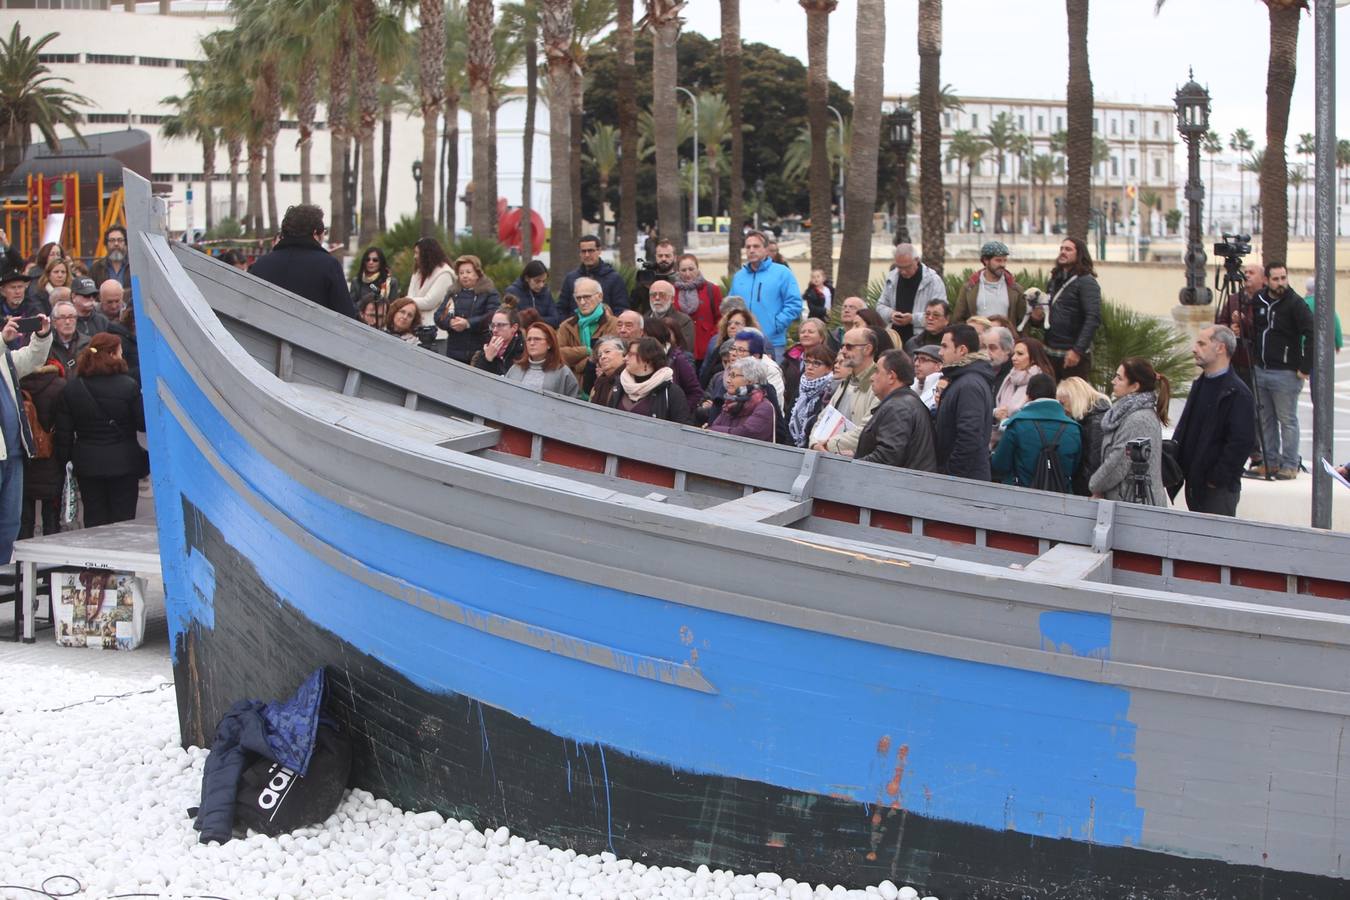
[1088, 357, 1170, 506]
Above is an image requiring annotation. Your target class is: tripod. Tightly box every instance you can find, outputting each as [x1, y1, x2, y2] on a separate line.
[1213, 260, 1274, 481]
[1124, 440, 1156, 505]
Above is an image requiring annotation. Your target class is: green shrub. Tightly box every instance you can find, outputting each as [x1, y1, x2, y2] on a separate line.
[615, 262, 639, 295]
[1090, 299, 1194, 397]
[485, 259, 522, 292]
[448, 234, 509, 267]
[206, 218, 244, 240]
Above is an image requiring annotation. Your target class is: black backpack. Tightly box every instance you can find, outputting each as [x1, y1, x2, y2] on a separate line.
[1027, 422, 1070, 493]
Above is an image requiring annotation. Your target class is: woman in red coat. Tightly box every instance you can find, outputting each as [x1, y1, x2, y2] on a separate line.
[674, 253, 722, 364]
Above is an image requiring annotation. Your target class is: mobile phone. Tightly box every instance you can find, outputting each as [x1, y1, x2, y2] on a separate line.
[15, 316, 43, 335]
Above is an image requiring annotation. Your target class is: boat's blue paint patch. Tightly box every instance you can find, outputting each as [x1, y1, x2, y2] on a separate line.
[138, 311, 1144, 848]
[1039, 611, 1112, 660]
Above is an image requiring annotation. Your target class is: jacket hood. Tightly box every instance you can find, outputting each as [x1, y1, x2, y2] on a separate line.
[1009, 397, 1075, 423]
[944, 356, 995, 385]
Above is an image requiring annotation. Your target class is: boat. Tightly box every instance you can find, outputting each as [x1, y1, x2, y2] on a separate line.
[126, 172, 1350, 899]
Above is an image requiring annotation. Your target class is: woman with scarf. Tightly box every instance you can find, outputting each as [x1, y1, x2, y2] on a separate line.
[673, 254, 722, 365]
[781, 318, 830, 411]
[604, 336, 689, 423]
[787, 344, 837, 448]
[349, 246, 400, 313]
[992, 336, 1055, 445]
[645, 317, 703, 406]
[1088, 357, 1170, 506]
[558, 278, 618, 380]
[504, 322, 580, 397]
[710, 356, 776, 442]
[407, 238, 456, 353]
[1057, 376, 1112, 496]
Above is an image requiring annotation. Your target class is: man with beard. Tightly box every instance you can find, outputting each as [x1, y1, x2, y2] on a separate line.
[632, 238, 679, 314]
[558, 235, 631, 319]
[934, 324, 995, 481]
[646, 280, 694, 353]
[1033, 237, 1101, 380]
[1248, 262, 1313, 480]
[876, 243, 947, 346]
[953, 241, 1027, 325]
[981, 325, 1015, 395]
[90, 226, 132, 292]
[1215, 260, 1264, 379]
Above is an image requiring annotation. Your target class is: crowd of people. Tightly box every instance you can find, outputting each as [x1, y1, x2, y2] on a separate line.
[0, 225, 147, 565]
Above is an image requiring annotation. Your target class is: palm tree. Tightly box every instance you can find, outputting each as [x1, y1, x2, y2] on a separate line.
[161, 73, 218, 233]
[196, 32, 250, 225]
[1064, 0, 1094, 238]
[0, 24, 90, 181]
[1242, 148, 1265, 232]
[946, 130, 988, 233]
[442, 1, 468, 236]
[1009, 131, 1032, 236]
[800, 0, 837, 277]
[467, 0, 496, 239]
[1257, 0, 1307, 263]
[518, 0, 539, 261]
[616, 0, 638, 266]
[1295, 131, 1314, 237]
[836, 0, 884, 302]
[418, 0, 446, 237]
[1202, 129, 1222, 233]
[916, 0, 945, 272]
[1287, 165, 1306, 238]
[783, 120, 844, 187]
[1230, 128, 1255, 233]
[324, 3, 355, 245]
[1339, 138, 1350, 207]
[721, 0, 744, 272]
[372, 9, 411, 234]
[351, 0, 382, 246]
[1138, 188, 1161, 235]
[984, 112, 1016, 234]
[566, 1, 618, 249]
[584, 123, 619, 242]
[1030, 153, 1060, 234]
[541, 0, 574, 282]
[694, 93, 736, 229]
[643, 1, 684, 252]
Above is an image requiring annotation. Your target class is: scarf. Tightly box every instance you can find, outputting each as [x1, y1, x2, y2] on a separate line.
[942, 349, 990, 373]
[673, 275, 706, 315]
[576, 302, 606, 349]
[1101, 390, 1156, 433]
[789, 370, 836, 447]
[618, 366, 673, 402]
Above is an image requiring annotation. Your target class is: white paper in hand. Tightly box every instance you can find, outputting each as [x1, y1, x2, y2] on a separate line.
[809, 404, 854, 446]
[1321, 458, 1350, 491]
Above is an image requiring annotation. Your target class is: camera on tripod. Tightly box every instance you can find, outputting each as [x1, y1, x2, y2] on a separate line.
[414, 325, 439, 349]
[1125, 437, 1151, 465]
[1214, 233, 1252, 264]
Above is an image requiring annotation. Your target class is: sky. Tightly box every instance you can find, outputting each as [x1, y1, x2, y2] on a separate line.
[676, 0, 1350, 156]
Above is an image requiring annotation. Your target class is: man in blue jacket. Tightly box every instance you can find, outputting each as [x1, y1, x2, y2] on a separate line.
[729, 231, 800, 361]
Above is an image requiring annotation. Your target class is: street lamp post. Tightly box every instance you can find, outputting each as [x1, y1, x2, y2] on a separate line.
[826, 104, 845, 231]
[411, 161, 423, 218]
[890, 106, 914, 244]
[1174, 71, 1212, 306]
[754, 178, 765, 232]
[675, 86, 699, 243]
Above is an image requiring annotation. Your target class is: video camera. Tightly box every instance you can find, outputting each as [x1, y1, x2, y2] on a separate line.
[1125, 437, 1151, 464]
[414, 325, 439, 349]
[1214, 233, 1252, 264]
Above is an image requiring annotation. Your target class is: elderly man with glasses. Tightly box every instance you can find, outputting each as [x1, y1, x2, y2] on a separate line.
[558, 277, 621, 381]
[811, 327, 880, 457]
[876, 243, 946, 345]
[46, 299, 90, 374]
[903, 299, 952, 355]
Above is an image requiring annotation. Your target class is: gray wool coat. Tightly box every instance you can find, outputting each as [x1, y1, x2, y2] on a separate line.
[1088, 400, 1169, 506]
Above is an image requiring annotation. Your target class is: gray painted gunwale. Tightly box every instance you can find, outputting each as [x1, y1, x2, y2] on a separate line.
[170, 244, 1350, 589]
[136, 234, 1350, 719]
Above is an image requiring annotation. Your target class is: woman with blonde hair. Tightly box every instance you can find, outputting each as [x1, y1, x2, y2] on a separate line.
[1057, 376, 1112, 495]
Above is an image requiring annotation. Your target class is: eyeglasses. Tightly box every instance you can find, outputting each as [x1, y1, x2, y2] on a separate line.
[52, 314, 76, 320]
[490, 322, 513, 330]
[804, 359, 831, 368]
[575, 292, 601, 300]
[650, 293, 674, 301]
[729, 346, 750, 357]
[842, 342, 869, 349]
[924, 310, 945, 319]
[579, 247, 600, 254]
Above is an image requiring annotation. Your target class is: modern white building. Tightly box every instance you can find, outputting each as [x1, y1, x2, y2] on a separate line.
[3, 2, 552, 245]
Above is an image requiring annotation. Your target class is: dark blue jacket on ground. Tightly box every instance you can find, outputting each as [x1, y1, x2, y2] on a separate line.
[249, 237, 358, 319]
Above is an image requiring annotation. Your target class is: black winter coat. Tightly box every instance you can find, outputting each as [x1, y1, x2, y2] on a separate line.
[55, 373, 146, 479]
[1252, 288, 1314, 374]
[1044, 271, 1102, 355]
[504, 277, 562, 327]
[855, 388, 938, 471]
[434, 280, 501, 363]
[1172, 367, 1256, 498]
[105, 321, 139, 383]
[249, 237, 358, 319]
[935, 359, 995, 481]
[21, 365, 66, 501]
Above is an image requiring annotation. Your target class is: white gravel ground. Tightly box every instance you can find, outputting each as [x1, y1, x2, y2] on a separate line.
[0, 662, 938, 900]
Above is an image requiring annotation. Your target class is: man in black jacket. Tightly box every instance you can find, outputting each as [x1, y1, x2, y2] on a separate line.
[248, 206, 358, 319]
[1033, 237, 1101, 380]
[1249, 262, 1313, 480]
[855, 349, 937, 472]
[1173, 325, 1255, 516]
[935, 325, 995, 481]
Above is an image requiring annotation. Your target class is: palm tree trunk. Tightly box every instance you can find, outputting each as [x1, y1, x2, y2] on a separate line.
[617, 0, 638, 267]
[445, 93, 460, 238]
[570, 75, 585, 247]
[652, 9, 683, 253]
[468, 0, 496, 239]
[265, 140, 279, 233]
[419, 0, 446, 238]
[520, 0, 538, 261]
[836, 0, 882, 304]
[228, 138, 242, 222]
[542, 0, 575, 288]
[328, 9, 353, 245]
[379, 105, 392, 233]
[722, 0, 744, 272]
[354, 0, 380, 247]
[202, 132, 216, 233]
[246, 138, 263, 236]
[1260, 0, 1299, 264]
[297, 55, 318, 207]
[489, 92, 500, 239]
[916, 0, 944, 273]
[992, 152, 1004, 234]
[1064, 0, 1093, 238]
[802, 0, 836, 278]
